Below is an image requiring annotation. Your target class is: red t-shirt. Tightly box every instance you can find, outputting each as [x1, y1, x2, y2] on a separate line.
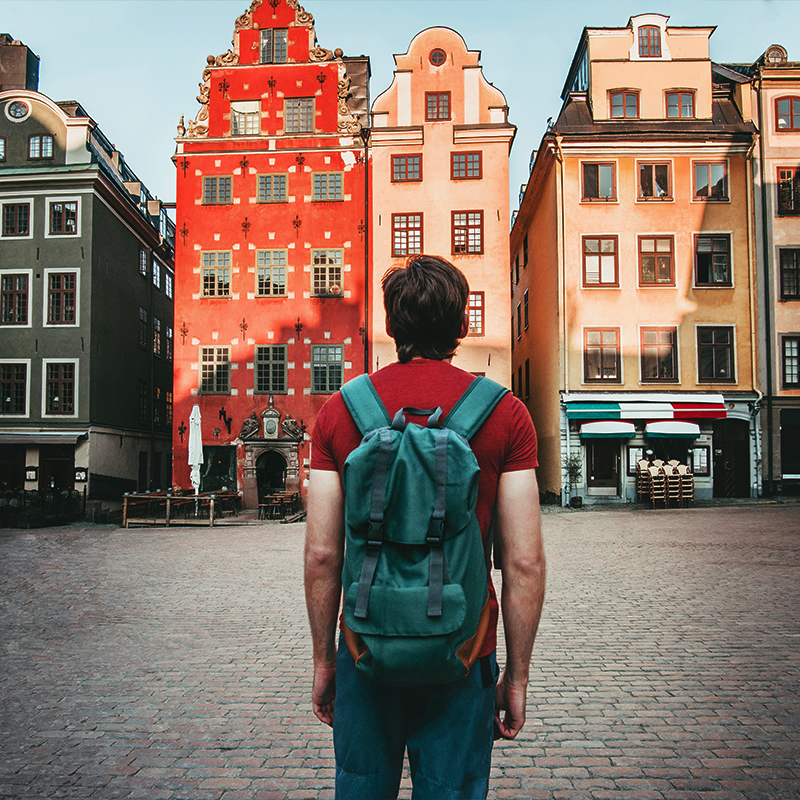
[311, 358, 539, 657]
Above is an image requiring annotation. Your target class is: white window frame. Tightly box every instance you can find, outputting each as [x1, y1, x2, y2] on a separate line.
[0, 358, 31, 418]
[0, 268, 33, 329]
[1, 197, 34, 240]
[199, 346, 231, 394]
[44, 195, 81, 239]
[42, 268, 81, 328]
[41, 358, 79, 418]
[231, 100, 260, 136]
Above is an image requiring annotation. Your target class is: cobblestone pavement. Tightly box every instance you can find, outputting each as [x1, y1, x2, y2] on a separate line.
[1, 505, 799, 799]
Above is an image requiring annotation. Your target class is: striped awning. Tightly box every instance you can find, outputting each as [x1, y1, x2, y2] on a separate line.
[580, 421, 636, 439]
[645, 421, 702, 439]
[565, 394, 726, 421]
[0, 431, 87, 445]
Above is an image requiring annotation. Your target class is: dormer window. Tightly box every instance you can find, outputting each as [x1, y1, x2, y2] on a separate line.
[610, 91, 638, 119]
[638, 26, 661, 58]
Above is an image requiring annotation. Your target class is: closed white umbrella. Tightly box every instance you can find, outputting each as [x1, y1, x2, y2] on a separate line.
[188, 405, 203, 509]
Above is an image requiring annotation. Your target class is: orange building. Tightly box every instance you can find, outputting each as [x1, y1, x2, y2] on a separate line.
[172, 0, 369, 507]
[511, 14, 760, 504]
[370, 28, 515, 381]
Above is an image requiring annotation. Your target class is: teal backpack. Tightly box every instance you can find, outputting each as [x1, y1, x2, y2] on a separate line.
[339, 373, 508, 687]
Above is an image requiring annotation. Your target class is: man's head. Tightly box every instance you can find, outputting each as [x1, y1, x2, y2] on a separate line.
[382, 255, 470, 363]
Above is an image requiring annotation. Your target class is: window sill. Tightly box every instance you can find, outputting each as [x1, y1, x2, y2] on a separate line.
[581, 197, 618, 203]
[636, 196, 673, 202]
[311, 199, 344, 203]
[582, 284, 621, 289]
[693, 283, 733, 289]
[638, 282, 677, 288]
[640, 379, 680, 384]
[692, 197, 730, 203]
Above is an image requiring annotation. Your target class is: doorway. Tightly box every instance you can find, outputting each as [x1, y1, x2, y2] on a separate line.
[256, 450, 287, 502]
[39, 445, 74, 492]
[586, 439, 619, 496]
[712, 419, 750, 497]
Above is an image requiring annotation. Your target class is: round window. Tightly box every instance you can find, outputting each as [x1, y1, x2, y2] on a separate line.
[6, 100, 30, 121]
[429, 48, 446, 67]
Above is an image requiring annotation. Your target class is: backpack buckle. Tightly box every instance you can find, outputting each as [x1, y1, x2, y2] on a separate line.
[367, 518, 384, 548]
[426, 517, 445, 547]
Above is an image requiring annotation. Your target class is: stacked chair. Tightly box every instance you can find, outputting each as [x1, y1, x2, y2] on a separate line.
[637, 460, 696, 508]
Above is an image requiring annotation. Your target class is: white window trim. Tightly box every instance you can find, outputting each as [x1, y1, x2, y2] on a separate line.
[0, 268, 33, 329]
[637, 323, 680, 385]
[635, 232, 677, 289]
[1, 196, 34, 240]
[579, 159, 619, 204]
[691, 229, 735, 290]
[41, 358, 80, 418]
[4, 99, 32, 123]
[42, 267, 81, 328]
[694, 323, 738, 385]
[198, 345, 231, 394]
[580, 324, 624, 385]
[0, 358, 31, 418]
[629, 15, 671, 62]
[634, 158, 674, 203]
[44, 195, 82, 239]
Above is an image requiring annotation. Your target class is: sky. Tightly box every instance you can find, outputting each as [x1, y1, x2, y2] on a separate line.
[2, 0, 800, 208]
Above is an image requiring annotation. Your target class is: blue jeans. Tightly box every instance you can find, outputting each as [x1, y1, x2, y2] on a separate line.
[333, 637, 498, 800]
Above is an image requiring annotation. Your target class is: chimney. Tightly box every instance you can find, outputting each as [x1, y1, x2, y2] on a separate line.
[0, 35, 40, 91]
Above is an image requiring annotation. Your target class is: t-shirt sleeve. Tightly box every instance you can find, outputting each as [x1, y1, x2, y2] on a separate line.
[310, 395, 340, 472]
[502, 395, 539, 472]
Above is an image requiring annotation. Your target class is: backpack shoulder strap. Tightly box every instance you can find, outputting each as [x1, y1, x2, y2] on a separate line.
[443, 376, 509, 440]
[339, 374, 392, 436]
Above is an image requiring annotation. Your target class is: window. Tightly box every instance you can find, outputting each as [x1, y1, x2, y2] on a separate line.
[257, 250, 287, 296]
[451, 152, 482, 179]
[514, 255, 519, 285]
[202, 252, 231, 297]
[780, 249, 800, 299]
[28, 135, 53, 159]
[778, 168, 800, 214]
[582, 236, 619, 286]
[153, 386, 161, 425]
[258, 174, 287, 203]
[49, 201, 77, 234]
[638, 163, 671, 199]
[582, 163, 615, 200]
[638, 25, 661, 57]
[0, 363, 26, 414]
[231, 101, 260, 135]
[139, 248, 148, 277]
[776, 97, 800, 131]
[139, 380, 148, 423]
[783, 337, 800, 386]
[166, 391, 173, 427]
[429, 48, 446, 66]
[452, 211, 483, 254]
[698, 327, 735, 381]
[641, 327, 677, 381]
[639, 236, 674, 285]
[392, 155, 421, 182]
[523, 234, 529, 266]
[312, 250, 343, 296]
[0, 137, 5, 161]
[524, 289, 529, 330]
[138, 308, 147, 349]
[610, 91, 638, 119]
[468, 292, 484, 335]
[45, 363, 75, 414]
[516, 303, 522, 341]
[284, 98, 314, 133]
[47, 273, 76, 324]
[255, 344, 287, 393]
[667, 92, 694, 118]
[153, 317, 161, 357]
[166, 327, 173, 362]
[1, 274, 28, 324]
[584, 329, 620, 382]
[525, 359, 530, 399]
[311, 344, 343, 393]
[312, 172, 343, 201]
[260, 28, 288, 63]
[695, 234, 731, 286]
[200, 347, 230, 393]
[152, 259, 161, 289]
[165, 272, 174, 299]
[425, 92, 450, 121]
[2, 203, 29, 236]
[203, 176, 232, 204]
[694, 162, 728, 200]
[392, 214, 422, 256]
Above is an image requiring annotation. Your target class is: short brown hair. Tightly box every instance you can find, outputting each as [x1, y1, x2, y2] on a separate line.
[382, 255, 470, 363]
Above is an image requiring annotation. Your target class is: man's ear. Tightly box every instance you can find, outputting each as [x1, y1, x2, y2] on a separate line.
[459, 312, 469, 339]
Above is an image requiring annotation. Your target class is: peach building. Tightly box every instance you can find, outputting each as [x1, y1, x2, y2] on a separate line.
[511, 14, 760, 504]
[369, 28, 515, 381]
[749, 45, 800, 495]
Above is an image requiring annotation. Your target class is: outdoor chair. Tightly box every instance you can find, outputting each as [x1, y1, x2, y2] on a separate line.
[664, 465, 681, 506]
[648, 466, 667, 508]
[677, 465, 695, 506]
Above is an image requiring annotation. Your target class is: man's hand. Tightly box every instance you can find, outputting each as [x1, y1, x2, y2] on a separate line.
[494, 671, 527, 739]
[312, 664, 337, 727]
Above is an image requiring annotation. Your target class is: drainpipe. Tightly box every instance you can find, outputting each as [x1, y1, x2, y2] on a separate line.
[756, 70, 775, 495]
[360, 126, 370, 375]
[745, 132, 763, 497]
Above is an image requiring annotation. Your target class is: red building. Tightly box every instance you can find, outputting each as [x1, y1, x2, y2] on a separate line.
[172, 0, 369, 507]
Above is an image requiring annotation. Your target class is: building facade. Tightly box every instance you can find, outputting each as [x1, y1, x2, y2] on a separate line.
[370, 27, 515, 381]
[0, 43, 175, 500]
[172, 0, 368, 507]
[511, 14, 760, 504]
[748, 45, 800, 495]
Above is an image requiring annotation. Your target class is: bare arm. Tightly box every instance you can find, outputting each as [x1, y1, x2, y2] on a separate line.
[494, 468, 546, 739]
[304, 468, 345, 726]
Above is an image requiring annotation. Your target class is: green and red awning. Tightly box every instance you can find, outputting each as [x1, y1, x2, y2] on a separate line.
[566, 393, 727, 421]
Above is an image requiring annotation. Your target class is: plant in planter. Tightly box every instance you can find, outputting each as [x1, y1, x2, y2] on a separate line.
[562, 452, 583, 508]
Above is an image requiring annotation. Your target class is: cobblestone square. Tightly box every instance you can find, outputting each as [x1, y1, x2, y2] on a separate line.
[1, 505, 798, 799]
